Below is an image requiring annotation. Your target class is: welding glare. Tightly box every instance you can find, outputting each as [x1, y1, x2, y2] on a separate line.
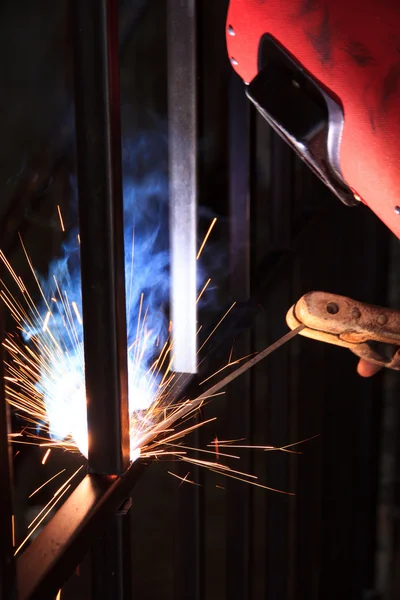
[18, 137, 172, 460]
[3, 134, 220, 463]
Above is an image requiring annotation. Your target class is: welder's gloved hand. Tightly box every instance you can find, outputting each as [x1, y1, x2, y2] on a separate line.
[357, 359, 383, 378]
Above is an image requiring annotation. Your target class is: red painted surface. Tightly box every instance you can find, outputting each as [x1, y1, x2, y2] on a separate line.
[227, 0, 400, 238]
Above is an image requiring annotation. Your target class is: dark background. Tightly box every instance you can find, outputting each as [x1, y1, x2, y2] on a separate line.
[1, 1, 400, 599]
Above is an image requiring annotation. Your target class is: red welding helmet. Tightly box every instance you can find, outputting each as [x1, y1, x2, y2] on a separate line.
[226, 0, 400, 239]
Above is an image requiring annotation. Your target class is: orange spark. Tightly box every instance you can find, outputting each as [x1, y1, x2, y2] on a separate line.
[198, 302, 236, 353]
[163, 440, 239, 460]
[214, 436, 219, 462]
[197, 218, 217, 260]
[182, 456, 258, 480]
[12, 514, 15, 547]
[29, 469, 66, 498]
[199, 351, 256, 385]
[15, 484, 71, 556]
[264, 434, 320, 454]
[57, 205, 65, 232]
[168, 471, 201, 487]
[208, 441, 274, 450]
[208, 467, 295, 495]
[2, 229, 308, 520]
[54, 465, 85, 497]
[42, 448, 51, 464]
[228, 340, 235, 364]
[196, 278, 211, 303]
[27, 467, 84, 532]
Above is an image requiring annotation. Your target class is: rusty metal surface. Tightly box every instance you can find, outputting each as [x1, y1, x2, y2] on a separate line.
[294, 291, 400, 344]
[287, 291, 400, 370]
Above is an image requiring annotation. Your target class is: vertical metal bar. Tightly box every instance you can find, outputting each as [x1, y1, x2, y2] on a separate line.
[168, 0, 198, 375]
[168, 3, 202, 598]
[229, 75, 251, 303]
[174, 478, 203, 600]
[268, 134, 294, 250]
[72, 2, 131, 597]
[376, 240, 400, 598]
[259, 129, 294, 600]
[226, 72, 252, 600]
[0, 311, 16, 600]
[91, 507, 132, 600]
[72, 0, 130, 475]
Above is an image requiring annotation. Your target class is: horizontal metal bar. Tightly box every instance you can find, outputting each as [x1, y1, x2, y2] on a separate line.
[16, 461, 145, 600]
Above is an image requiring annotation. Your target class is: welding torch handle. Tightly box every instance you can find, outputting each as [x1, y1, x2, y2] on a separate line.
[287, 292, 400, 371]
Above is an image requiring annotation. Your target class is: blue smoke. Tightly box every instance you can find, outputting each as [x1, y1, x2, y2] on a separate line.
[122, 135, 170, 415]
[22, 134, 171, 455]
[21, 132, 222, 456]
[122, 135, 170, 361]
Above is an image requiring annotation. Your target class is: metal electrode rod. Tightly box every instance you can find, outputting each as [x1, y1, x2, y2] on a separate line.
[136, 325, 305, 454]
[72, 0, 130, 475]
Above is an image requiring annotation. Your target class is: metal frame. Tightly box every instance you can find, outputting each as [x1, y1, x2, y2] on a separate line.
[12, 1, 145, 598]
[5, 1, 201, 597]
